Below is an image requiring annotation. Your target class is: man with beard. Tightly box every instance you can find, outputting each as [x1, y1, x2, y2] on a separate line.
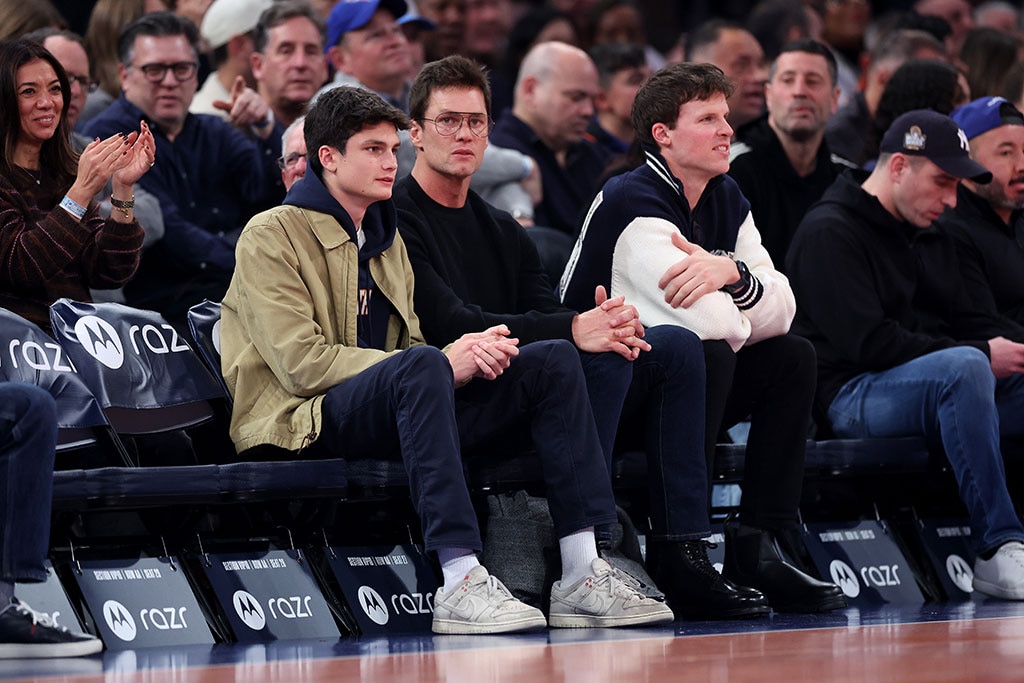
[729, 39, 855, 271]
[938, 97, 1024, 340]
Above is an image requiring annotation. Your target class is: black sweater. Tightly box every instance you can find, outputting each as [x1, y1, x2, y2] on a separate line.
[787, 172, 998, 411]
[936, 184, 1024, 343]
[393, 176, 575, 347]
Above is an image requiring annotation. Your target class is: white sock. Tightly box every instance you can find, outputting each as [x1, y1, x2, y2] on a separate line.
[559, 527, 598, 585]
[437, 548, 480, 592]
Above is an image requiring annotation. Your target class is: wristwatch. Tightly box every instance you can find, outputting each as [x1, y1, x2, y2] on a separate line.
[721, 259, 751, 295]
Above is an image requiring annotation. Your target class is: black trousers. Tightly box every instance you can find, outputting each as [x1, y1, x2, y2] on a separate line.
[703, 334, 816, 530]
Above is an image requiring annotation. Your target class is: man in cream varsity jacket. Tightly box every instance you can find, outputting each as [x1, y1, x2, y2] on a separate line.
[560, 62, 845, 614]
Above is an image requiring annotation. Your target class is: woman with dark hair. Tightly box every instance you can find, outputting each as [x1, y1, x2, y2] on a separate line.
[960, 26, 1024, 99]
[859, 58, 969, 167]
[0, 39, 153, 330]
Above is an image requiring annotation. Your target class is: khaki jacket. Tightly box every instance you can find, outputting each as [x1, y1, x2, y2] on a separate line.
[221, 204, 424, 453]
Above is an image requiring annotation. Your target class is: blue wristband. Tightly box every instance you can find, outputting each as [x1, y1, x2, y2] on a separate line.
[59, 195, 87, 220]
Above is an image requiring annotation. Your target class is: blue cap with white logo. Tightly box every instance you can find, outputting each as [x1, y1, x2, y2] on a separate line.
[951, 96, 1024, 140]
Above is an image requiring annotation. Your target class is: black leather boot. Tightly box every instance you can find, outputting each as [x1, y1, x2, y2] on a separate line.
[723, 525, 848, 613]
[646, 540, 770, 619]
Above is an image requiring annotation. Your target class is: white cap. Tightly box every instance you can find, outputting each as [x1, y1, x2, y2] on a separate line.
[201, 0, 274, 49]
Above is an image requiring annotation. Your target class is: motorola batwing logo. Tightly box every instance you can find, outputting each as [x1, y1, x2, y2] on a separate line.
[829, 559, 861, 598]
[103, 599, 137, 641]
[233, 590, 266, 631]
[211, 319, 222, 354]
[358, 586, 389, 625]
[946, 554, 974, 593]
[74, 316, 124, 369]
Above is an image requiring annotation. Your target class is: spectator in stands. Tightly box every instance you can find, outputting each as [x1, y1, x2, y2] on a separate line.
[974, 2, 1020, 34]
[0, 39, 151, 330]
[492, 7, 578, 121]
[491, 41, 608, 276]
[319, 0, 414, 112]
[0, 382, 103, 658]
[824, 29, 947, 165]
[959, 27, 1024, 100]
[586, 42, 650, 161]
[464, 0, 512, 70]
[82, 0, 167, 127]
[788, 108, 1024, 600]
[729, 39, 853, 271]
[559, 63, 847, 614]
[251, 1, 328, 129]
[399, 0, 435, 80]
[220, 84, 674, 633]
[396, 55, 775, 620]
[747, 0, 823, 63]
[819, 0, 869, 108]
[417, 0, 465, 62]
[684, 20, 768, 132]
[914, 0, 974, 53]
[279, 115, 305, 191]
[0, 0, 66, 42]
[585, 0, 665, 71]
[23, 27, 164, 303]
[84, 12, 281, 323]
[191, 0, 272, 121]
[938, 98, 1024, 340]
[860, 58, 969, 168]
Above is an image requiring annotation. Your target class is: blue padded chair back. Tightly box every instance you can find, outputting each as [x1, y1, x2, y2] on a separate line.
[186, 300, 230, 400]
[49, 299, 225, 435]
[0, 307, 119, 454]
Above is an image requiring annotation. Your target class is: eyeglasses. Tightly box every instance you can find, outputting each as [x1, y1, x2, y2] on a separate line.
[277, 152, 306, 170]
[131, 61, 198, 83]
[66, 73, 99, 93]
[420, 113, 493, 138]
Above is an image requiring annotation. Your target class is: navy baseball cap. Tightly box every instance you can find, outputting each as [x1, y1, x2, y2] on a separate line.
[326, 0, 409, 50]
[398, 0, 436, 30]
[951, 96, 1024, 140]
[879, 109, 992, 183]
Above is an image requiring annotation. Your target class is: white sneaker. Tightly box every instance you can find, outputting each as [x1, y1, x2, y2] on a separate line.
[549, 558, 675, 628]
[432, 565, 547, 634]
[973, 541, 1024, 599]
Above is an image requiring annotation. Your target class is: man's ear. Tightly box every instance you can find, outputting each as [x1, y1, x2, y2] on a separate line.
[117, 63, 128, 92]
[326, 44, 346, 72]
[250, 51, 265, 81]
[593, 89, 610, 114]
[318, 144, 340, 172]
[651, 121, 671, 146]
[408, 119, 424, 148]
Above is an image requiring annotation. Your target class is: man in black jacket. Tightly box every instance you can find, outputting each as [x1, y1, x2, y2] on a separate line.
[729, 39, 855, 271]
[788, 109, 1024, 600]
[939, 97, 1024, 341]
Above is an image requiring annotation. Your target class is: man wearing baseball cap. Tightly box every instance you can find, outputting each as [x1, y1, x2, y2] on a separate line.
[192, 0, 273, 120]
[939, 97, 1024, 340]
[788, 109, 1024, 600]
[318, 0, 416, 111]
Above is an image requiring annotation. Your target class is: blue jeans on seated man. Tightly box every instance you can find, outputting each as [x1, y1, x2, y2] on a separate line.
[0, 384, 57, 583]
[309, 341, 618, 554]
[828, 346, 1024, 554]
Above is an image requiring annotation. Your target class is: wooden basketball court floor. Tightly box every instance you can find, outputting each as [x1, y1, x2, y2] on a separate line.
[6, 600, 1024, 682]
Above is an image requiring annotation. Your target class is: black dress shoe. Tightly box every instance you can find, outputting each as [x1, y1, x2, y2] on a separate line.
[723, 525, 848, 613]
[647, 540, 770, 619]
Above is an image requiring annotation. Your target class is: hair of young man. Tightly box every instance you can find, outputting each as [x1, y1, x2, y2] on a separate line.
[683, 18, 744, 62]
[253, 0, 326, 55]
[408, 54, 492, 122]
[769, 38, 838, 86]
[304, 85, 409, 180]
[0, 39, 77, 185]
[117, 11, 199, 66]
[631, 62, 734, 148]
[588, 42, 646, 89]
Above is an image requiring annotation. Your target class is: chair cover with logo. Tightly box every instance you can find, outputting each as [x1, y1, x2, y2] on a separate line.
[186, 300, 230, 400]
[49, 299, 225, 435]
[0, 306, 119, 455]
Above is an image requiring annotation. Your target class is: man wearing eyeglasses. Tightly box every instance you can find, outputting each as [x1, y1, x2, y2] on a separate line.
[84, 12, 282, 324]
[279, 116, 307, 191]
[394, 56, 776, 621]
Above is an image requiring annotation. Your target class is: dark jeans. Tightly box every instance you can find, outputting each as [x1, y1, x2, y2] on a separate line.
[311, 341, 617, 554]
[582, 325, 710, 541]
[0, 383, 57, 583]
[703, 334, 816, 530]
